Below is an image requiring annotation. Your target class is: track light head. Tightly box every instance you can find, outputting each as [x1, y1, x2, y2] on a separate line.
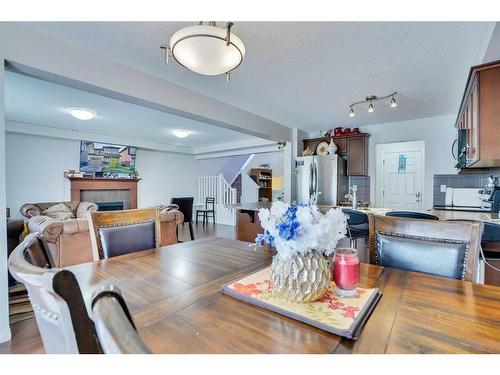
[349, 107, 355, 117]
[368, 101, 374, 113]
[390, 95, 397, 108]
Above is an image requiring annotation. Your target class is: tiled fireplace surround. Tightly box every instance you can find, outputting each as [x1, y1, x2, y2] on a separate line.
[433, 169, 500, 206]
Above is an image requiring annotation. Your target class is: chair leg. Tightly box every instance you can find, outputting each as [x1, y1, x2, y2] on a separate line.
[196, 212, 198, 224]
[189, 222, 195, 241]
[176, 225, 181, 243]
[350, 238, 358, 249]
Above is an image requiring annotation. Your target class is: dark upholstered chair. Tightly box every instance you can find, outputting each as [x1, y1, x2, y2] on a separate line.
[88, 208, 161, 260]
[369, 215, 483, 282]
[8, 233, 101, 354]
[92, 286, 151, 354]
[481, 222, 500, 285]
[386, 210, 439, 220]
[342, 209, 369, 248]
[196, 197, 216, 225]
[171, 197, 194, 241]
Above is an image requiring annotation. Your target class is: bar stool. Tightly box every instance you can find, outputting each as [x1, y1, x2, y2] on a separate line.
[386, 211, 439, 220]
[342, 209, 369, 248]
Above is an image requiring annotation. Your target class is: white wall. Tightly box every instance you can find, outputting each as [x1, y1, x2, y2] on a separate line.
[0, 56, 11, 343]
[5, 132, 198, 219]
[135, 149, 197, 207]
[360, 115, 457, 210]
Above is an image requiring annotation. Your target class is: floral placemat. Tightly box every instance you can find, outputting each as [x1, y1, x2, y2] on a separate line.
[222, 267, 381, 340]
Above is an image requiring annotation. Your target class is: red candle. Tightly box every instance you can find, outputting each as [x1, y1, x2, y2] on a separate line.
[332, 248, 360, 294]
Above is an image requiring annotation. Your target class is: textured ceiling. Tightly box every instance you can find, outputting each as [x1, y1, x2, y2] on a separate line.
[5, 72, 258, 147]
[22, 22, 496, 131]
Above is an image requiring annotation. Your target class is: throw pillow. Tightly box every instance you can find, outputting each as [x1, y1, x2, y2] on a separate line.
[43, 203, 75, 221]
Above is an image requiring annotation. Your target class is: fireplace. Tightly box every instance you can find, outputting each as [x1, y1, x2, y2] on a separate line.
[96, 201, 124, 211]
[69, 177, 140, 209]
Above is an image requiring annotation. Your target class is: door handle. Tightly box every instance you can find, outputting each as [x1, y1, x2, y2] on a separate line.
[415, 191, 421, 203]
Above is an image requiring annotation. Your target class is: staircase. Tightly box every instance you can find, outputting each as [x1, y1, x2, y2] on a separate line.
[197, 174, 237, 225]
[231, 174, 242, 203]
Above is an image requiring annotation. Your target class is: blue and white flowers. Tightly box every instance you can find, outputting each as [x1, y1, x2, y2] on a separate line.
[256, 202, 347, 260]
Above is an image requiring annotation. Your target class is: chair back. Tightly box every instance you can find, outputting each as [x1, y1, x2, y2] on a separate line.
[205, 197, 216, 210]
[386, 210, 439, 220]
[342, 208, 368, 225]
[88, 208, 161, 260]
[92, 286, 151, 354]
[482, 221, 500, 244]
[369, 215, 483, 282]
[8, 233, 100, 354]
[170, 197, 194, 223]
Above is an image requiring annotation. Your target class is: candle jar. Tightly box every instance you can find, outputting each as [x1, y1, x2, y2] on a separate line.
[332, 248, 360, 297]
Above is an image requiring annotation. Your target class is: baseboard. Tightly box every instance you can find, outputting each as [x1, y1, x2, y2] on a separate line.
[0, 326, 12, 344]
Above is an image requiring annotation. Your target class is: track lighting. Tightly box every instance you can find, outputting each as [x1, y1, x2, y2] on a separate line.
[390, 95, 397, 108]
[348, 91, 398, 117]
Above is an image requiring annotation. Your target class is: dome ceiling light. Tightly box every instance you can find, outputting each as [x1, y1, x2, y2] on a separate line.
[348, 92, 398, 117]
[161, 22, 245, 82]
[68, 108, 96, 120]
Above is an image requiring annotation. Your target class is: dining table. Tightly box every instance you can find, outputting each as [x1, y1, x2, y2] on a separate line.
[67, 237, 500, 354]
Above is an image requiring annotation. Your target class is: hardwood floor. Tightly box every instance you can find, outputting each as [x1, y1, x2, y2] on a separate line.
[0, 222, 236, 354]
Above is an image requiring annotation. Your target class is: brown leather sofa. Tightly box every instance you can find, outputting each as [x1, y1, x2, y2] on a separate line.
[23, 201, 184, 267]
[21, 201, 98, 220]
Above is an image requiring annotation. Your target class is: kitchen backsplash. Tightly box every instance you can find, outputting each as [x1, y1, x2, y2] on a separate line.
[349, 176, 370, 202]
[433, 170, 499, 206]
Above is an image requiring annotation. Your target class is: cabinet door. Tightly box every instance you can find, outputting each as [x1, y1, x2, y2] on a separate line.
[334, 138, 347, 155]
[347, 136, 368, 176]
[469, 78, 480, 165]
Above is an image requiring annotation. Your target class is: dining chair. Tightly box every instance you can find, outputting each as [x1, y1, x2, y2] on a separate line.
[369, 215, 483, 282]
[91, 285, 151, 354]
[170, 197, 194, 241]
[196, 197, 216, 225]
[386, 210, 439, 220]
[88, 208, 161, 260]
[341, 208, 369, 248]
[8, 233, 101, 354]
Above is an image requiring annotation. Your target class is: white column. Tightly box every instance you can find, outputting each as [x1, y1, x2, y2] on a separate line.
[0, 59, 11, 343]
[283, 142, 292, 203]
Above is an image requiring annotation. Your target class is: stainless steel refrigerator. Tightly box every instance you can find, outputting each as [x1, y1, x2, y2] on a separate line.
[293, 155, 348, 206]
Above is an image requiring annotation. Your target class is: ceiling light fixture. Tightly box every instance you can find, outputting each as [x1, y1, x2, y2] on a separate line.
[68, 108, 96, 120]
[348, 91, 398, 117]
[161, 22, 245, 81]
[171, 129, 192, 138]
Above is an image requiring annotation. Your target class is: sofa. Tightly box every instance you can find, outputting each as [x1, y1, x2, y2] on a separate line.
[21, 201, 184, 267]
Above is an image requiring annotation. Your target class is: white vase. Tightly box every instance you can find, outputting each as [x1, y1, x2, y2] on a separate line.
[270, 250, 331, 303]
[327, 140, 338, 155]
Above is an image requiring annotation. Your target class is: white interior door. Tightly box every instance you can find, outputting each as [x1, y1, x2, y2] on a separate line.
[376, 141, 425, 210]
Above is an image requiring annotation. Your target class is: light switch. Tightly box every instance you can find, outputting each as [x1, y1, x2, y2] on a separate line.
[440, 184, 447, 192]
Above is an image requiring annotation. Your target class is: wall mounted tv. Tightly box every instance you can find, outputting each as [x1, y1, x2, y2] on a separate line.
[79, 140, 136, 175]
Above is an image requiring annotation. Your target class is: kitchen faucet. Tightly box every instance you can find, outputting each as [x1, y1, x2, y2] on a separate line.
[345, 185, 358, 209]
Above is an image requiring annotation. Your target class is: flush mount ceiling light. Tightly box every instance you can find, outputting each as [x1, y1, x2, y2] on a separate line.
[171, 129, 192, 138]
[348, 92, 398, 117]
[161, 21, 245, 82]
[68, 108, 96, 120]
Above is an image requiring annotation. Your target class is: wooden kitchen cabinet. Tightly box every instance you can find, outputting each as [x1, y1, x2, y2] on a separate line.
[456, 60, 500, 168]
[302, 133, 369, 176]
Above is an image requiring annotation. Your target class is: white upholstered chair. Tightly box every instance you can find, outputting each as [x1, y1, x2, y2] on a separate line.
[8, 233, 100, 354]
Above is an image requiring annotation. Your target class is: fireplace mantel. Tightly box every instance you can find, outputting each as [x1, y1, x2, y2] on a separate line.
[69, 177, 141, 209]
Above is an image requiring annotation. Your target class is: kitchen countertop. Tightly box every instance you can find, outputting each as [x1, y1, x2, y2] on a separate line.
[228, 202, 499, 222]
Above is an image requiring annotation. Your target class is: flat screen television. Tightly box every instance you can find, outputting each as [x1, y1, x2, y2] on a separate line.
[79, 140, 136, 175]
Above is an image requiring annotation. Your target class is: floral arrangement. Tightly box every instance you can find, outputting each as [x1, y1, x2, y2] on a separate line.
[256, 201, 347, 260]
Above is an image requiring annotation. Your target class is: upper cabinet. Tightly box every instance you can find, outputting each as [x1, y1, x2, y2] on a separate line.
[456, 60, 500, 168]
[303, 133, 369, 176]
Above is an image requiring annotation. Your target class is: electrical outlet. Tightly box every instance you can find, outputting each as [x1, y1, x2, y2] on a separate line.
[440, 184, 447, 192]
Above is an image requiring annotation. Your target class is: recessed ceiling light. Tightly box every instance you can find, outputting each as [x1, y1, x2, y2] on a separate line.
[68, 108, 96, 120]
[172, 129, 192, 138]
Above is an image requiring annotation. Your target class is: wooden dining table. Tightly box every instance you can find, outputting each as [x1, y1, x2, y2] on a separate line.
[67, 237, 500, 354]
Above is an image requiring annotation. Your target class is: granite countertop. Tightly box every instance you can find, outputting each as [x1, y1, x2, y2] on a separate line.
[229, 202, 499, 222]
